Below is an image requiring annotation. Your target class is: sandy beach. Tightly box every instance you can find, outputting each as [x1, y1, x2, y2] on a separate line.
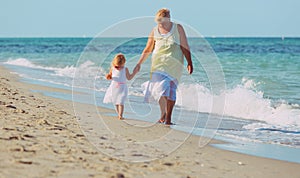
[0, 65, 300, 178]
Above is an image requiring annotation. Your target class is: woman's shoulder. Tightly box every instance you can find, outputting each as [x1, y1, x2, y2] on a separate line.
[176, 23, 185, 35]
[151, 27, 156, 34]
[176, 23, 183, 30]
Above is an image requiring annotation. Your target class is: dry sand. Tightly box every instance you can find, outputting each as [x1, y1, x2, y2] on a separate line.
[0, 66, 300, 178]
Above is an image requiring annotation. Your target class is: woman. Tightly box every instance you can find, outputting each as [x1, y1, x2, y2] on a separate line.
[134, 8, 193, 125]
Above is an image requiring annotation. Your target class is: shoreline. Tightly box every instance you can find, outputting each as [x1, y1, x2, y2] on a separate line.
[1, 65, 300, 177]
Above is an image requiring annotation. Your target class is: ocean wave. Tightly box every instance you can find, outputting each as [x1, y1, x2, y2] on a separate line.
[4, 58, 42, 68]
[175, 78, 300, 128]
[3, 58, 105, 79]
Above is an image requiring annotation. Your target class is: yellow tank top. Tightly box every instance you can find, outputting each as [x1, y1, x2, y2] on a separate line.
[151, 23, 184, 81]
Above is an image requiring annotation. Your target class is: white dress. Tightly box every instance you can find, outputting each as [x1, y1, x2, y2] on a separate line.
[103, 67, 128, 105]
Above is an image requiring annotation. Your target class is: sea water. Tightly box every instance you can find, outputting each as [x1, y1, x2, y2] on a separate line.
[1, 37, 300, 163]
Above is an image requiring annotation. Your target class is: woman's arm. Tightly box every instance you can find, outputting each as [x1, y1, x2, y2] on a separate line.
[178, 24, 193, 74]
[134, 30, 155, 72]
[126, 67, 137, 80]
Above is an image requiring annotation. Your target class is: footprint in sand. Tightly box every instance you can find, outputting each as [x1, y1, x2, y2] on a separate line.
[17, 159, 33, 165]
[6, 104, 17, 109]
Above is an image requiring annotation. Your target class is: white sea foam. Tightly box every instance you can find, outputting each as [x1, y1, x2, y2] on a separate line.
[4, 58, 38, 68]
[5, 58, 59, 71]
[4, 58, 105, 79]
[175, 78, 300, 128]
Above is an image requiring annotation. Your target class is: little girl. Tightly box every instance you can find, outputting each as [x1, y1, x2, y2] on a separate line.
[103, 53, 137, 120]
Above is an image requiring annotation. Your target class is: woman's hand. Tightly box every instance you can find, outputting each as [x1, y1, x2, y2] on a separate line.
[187, 63, 193, 74]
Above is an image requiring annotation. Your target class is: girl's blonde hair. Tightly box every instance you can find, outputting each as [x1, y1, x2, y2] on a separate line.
[106, 53, 126, 80]
[112, 53, 126, 66]
[155, 8, 170, 22]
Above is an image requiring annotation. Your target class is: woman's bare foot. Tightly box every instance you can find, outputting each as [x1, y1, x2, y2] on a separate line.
[165, 116, 175, 125]
[165, 122, 175, 125]
[118, 116, 124, 120]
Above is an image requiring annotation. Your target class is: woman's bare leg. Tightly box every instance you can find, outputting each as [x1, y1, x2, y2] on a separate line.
[158, 96, 167, 123]
[165, 99, 175, 125]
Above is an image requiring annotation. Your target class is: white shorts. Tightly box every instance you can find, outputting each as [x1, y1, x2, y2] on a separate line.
[144, 72, 178, 102]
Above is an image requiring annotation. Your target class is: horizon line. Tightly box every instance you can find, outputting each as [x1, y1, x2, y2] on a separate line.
[0, 36, 299, 38]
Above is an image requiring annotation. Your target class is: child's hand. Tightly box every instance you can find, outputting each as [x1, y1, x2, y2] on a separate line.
[106, 73, 112, 80]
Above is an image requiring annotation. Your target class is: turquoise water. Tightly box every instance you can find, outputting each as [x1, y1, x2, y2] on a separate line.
[1, 37, 299, 104]
[1, 37, 300, 162]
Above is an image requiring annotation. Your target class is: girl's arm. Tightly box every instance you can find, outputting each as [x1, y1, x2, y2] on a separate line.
[126, 67, 137, 80]
[106, 67, 113, 80]
[134, 30, 155, 72]
[178, 24, 193, 74]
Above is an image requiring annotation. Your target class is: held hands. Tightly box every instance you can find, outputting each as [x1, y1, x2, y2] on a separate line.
[187, 63, 193, 74]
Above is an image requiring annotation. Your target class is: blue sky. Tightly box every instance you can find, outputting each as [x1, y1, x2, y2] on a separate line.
[1, 0, 299, 37]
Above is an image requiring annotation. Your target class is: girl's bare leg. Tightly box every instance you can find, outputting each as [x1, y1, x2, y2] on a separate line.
[115, 105, 119, 118]
[118, 105, 124, 120]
